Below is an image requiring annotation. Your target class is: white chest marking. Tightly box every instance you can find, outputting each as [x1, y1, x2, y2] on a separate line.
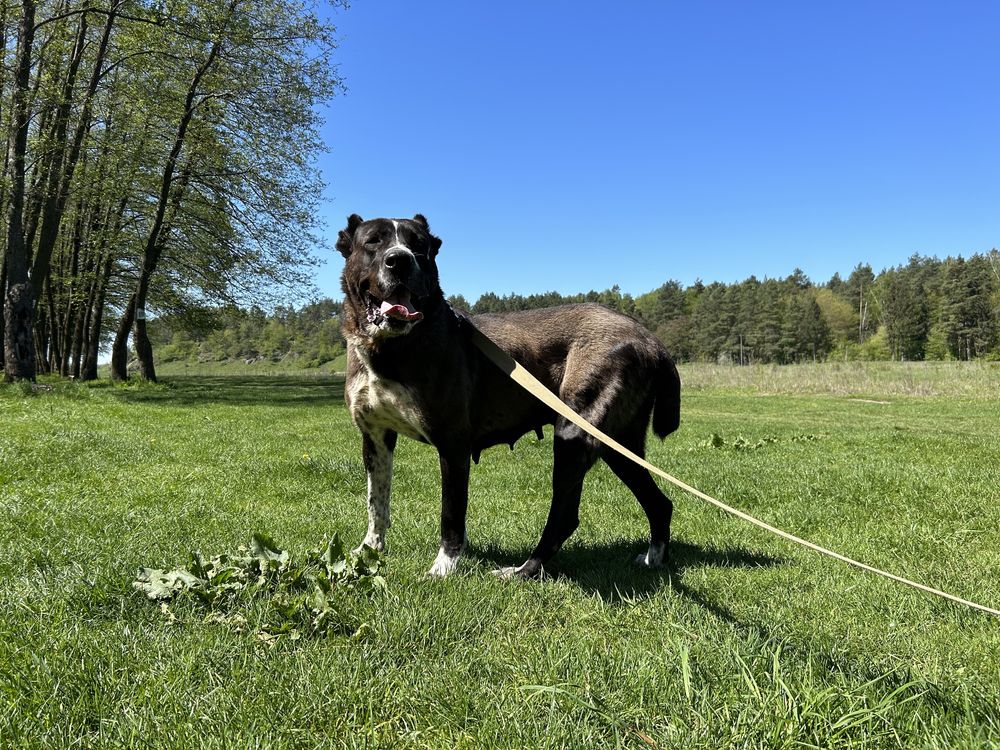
[348, 356, 428, 442]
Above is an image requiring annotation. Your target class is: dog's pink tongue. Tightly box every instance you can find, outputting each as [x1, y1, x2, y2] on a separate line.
[379, 292, 423, 322]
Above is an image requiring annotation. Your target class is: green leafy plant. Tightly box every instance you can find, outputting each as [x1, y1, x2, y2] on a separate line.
[134, 533, 385, 640]
[693, 432, 822, 451]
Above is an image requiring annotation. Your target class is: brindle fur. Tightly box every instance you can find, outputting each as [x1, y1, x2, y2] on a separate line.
[338, 214, 681, 578]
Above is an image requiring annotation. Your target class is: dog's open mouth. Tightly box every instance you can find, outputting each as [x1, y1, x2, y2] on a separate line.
[365, 287, 424, 328]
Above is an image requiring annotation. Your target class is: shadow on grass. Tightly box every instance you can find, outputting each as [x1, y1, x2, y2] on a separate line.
[110, 375, 345, 408]
[472, 538, 784, 622]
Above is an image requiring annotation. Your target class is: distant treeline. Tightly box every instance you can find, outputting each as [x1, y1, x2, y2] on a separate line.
[463, 251, 1000, 363]
[151, 250, 1000, 367]
[148, 299, 345, 368]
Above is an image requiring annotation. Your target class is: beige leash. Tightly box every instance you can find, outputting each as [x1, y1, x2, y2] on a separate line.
[469, 324, 1000, 618]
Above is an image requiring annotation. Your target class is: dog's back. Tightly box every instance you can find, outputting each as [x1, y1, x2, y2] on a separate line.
[472, 303, 680, 442]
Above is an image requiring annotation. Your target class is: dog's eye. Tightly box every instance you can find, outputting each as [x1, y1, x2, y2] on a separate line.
[365, 235, 381, 246]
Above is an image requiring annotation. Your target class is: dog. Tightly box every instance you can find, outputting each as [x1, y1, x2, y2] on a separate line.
[337, 214, 681, 578]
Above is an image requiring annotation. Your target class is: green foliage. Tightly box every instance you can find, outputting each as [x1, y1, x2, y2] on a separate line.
[135, 533, 384, 640]
[634, 280, 686, 328]
[457, 249, 999, 365]
[693, 432, 821, 451]
[147, 299, 345, 367]
[860, 327, 892, 360]
[1, 0, 345, 379]
[468, 286, 636, 316]
[813, 288, 858, 346]
[880, 268, 929, 360]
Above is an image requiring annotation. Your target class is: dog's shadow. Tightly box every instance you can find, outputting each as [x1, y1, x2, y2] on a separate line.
[470, 538, 784, 623]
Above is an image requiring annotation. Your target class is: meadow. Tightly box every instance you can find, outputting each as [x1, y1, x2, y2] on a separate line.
[2, 362, 999, 749]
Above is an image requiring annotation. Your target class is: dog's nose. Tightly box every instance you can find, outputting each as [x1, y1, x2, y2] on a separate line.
[383, 248, 415, 275]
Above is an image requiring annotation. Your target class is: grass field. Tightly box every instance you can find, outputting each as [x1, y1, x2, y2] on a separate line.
[2, 363, 999, 748]
[146, 352, 349, 378]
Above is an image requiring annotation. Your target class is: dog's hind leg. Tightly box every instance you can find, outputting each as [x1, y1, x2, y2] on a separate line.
[358, 429, 397, 553]
[603, 448, 672, 568]
[498, 422, 599, 579]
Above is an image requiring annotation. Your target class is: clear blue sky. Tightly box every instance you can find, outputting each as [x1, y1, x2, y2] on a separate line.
[313, 1, 999, 303]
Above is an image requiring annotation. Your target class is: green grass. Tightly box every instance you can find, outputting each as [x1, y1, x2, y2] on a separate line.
[2, 365, 999, 748]
[148, 352, 348, 378]
[678, 359, 1000, 397]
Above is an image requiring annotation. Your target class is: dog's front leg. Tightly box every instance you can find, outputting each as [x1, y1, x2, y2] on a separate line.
[427, 445, 470, 577]
[358, 429, 397, 552]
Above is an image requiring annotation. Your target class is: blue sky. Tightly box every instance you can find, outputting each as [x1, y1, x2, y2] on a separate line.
[314, 1, 999, 303]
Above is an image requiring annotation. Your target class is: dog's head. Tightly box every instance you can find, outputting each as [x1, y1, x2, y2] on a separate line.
[338, 214, 444, 343]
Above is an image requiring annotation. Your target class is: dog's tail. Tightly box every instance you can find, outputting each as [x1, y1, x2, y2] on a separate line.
[652, 351, 681, 439]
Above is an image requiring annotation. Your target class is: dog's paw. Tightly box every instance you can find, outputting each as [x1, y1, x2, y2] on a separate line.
[426, 547, 460, 577]
[492, 563, 546, 581]
[634, 542, 667, 569]
[355, 535, 385, 556]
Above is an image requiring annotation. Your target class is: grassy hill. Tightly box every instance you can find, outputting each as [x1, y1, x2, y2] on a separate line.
[151, 352, 348, 377]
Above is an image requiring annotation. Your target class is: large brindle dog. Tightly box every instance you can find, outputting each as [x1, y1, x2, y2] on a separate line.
[338, 214, 681, 578]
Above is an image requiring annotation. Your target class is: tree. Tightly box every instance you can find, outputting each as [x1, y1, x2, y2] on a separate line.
[932, 256, 996, 360]
[656, 315, 694, 362]
[779, 292, 831, 363]
[634, 280, 686, 330]
[846, 263, 876, 344]
[879, 269, 928, 360]
[447, 294, 471, 312]
[113, 0, 239, 382]
[2, 0, 343, 382]
[3, 0, 37, 382]
[690, 282, 735, 362]
[752, 279, 785, 364]
[814, 287, 858, 351]
[731, 277, 760, 364]
[826, 271, 848, 298]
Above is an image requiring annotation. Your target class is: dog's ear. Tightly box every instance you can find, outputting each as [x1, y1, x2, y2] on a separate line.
[336, 214, 365, 258]
[412, 214, 443, 258]
[428, 233, 442, 258]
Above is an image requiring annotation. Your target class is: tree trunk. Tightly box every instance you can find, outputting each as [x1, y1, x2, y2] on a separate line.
[110, 294, 135, 381]
[81, 254, 113, 382]
[134, 313, 156, 381]
[56, 212, 84, 377]
[70, 300, 87, 379]
[0, 3, 7, 374]
[45, 281, 63, 376]
[3, 0, 37, 383]
[68, 237, 92, 380]
[0, 255, 7, 372]
[3, 284, 34, 381]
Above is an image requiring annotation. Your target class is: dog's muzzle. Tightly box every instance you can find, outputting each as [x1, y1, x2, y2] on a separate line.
[369, 246, 424, 325]
[368, 287, 423, 324]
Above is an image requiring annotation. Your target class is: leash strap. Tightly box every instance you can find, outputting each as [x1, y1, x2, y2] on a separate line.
[469, 323, 1000, 618]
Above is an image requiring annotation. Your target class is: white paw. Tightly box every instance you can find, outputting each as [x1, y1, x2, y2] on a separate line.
[634, 542, 666, 569]
[491, 563, 546, 580]
[354, 534, 385, 556]
[427, 547, 460, 577]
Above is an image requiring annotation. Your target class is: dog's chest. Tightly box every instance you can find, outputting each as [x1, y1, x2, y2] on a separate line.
[347, 365, 428, 442]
